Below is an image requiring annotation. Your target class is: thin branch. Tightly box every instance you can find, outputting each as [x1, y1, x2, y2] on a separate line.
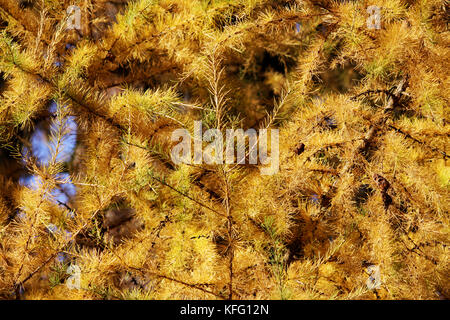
[388, 125, 449, 159]
[149, 172, 225, 218]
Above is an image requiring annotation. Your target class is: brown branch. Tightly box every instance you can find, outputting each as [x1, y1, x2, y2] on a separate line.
[350, 89, 392, 101]
[388, 125, 449, 159]
[13, 208, 101, 297]
[341, 78, 409, 174]
[104, 242, 225, 300]
[222, 170, 234, 300]
[149, 172, 225, 218]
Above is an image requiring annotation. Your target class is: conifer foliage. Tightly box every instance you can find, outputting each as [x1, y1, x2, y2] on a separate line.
[0, 0, 448, 299]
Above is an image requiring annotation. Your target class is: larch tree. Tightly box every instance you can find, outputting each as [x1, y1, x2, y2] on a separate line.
[0, 0, 448, 300]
